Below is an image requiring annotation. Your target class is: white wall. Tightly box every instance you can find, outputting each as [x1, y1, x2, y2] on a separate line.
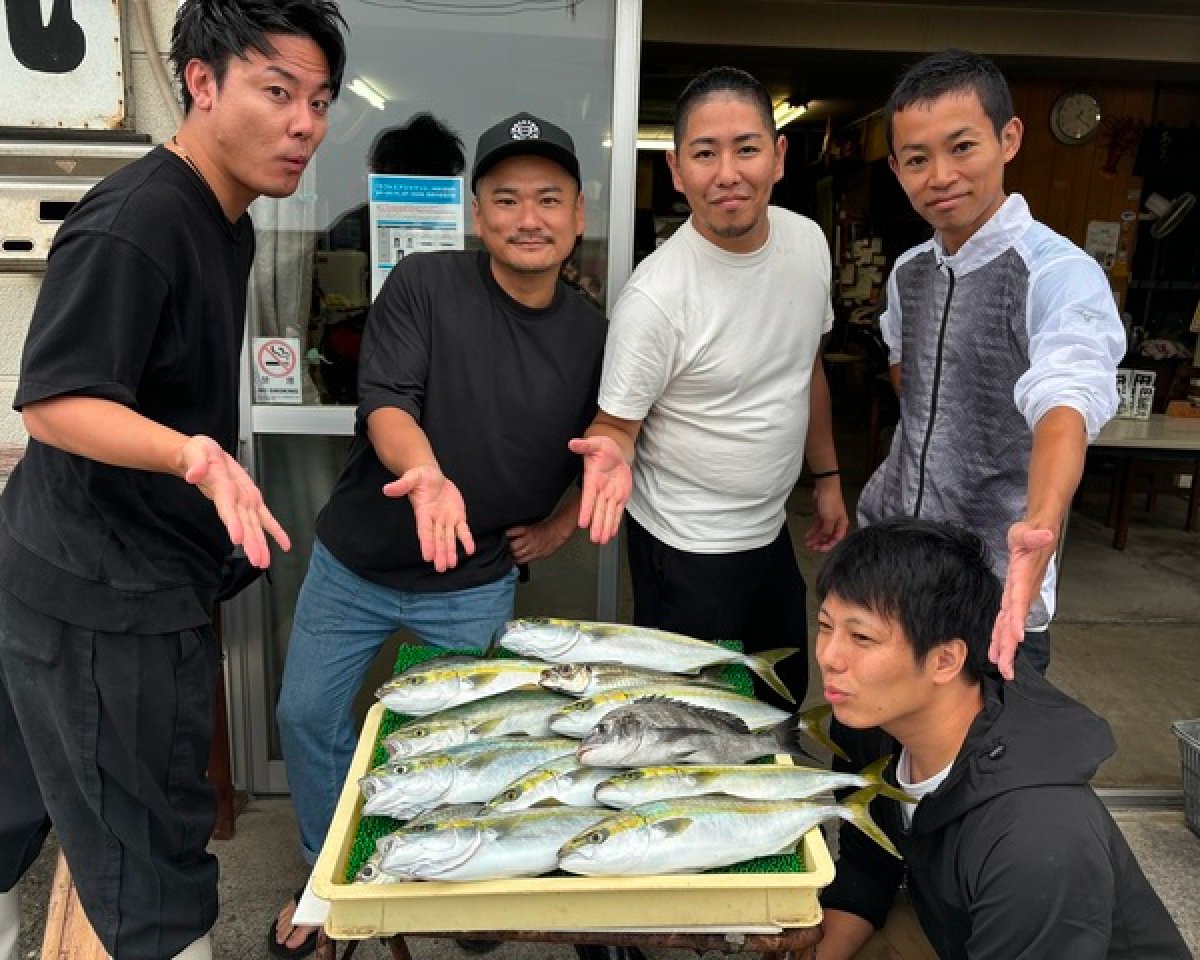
[0, 0, 179, 482]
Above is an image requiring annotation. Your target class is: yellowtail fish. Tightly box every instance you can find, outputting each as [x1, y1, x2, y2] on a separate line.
[539, 663, 734, 698]
[594, 757, 913, 808]
[359, 737, 578, 819]
[375, 659, 549, 716]
[558, 789, 898, 876]
[481, 755, 620, 813]
[382, 690, 570, 759]
[499, 618, 799, 704]
[380, 806, 613, 882]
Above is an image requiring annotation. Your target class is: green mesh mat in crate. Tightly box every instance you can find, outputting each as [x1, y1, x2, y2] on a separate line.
[346, 640, 806, 880]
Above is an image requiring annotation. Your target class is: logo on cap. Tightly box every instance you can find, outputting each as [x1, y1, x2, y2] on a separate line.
[510, 119, 541, 141]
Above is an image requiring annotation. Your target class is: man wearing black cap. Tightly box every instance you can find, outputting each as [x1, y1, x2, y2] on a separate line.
[270, 112, 606, 957]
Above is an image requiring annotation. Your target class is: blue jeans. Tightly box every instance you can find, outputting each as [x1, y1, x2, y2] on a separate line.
[277, 539, 517, 863]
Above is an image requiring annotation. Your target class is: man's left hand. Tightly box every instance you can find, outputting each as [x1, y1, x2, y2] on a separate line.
[506, 514, 574, 565]
[183, 436, 291, 569]
[989, 521, 1057, 680]
[804, 481, 850, 552]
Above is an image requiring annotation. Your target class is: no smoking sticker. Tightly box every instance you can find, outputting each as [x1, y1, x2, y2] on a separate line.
[252, 336, 302, 404]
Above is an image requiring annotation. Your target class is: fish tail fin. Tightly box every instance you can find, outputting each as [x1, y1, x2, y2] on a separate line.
[859, 755, 914, 804]
[770, 718, 816, 763]
[746, 647, 800, 704]
[796, 703, 851, 762]
[840, 787, 901, 859]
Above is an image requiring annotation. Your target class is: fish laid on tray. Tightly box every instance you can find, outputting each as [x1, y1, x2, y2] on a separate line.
[375, 658, 549, 716]
[499, 618, 799, 704]
[576, 700, 841, 766]
[539, 662, 734, 698]
[359, 737, 578, 818]
[353, 802, 486, 884]
[547, 684, 790, 737]
[577, 700, 846, 766]
[557, 789, 898, 876]
[481, 756, 621, 813]
[594, 757, 913, 807]
[381, 690, 571, 759]
[378, 805, 614, 881]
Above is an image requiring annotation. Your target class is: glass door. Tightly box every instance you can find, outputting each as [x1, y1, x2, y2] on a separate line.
[225, 0, 643, 793]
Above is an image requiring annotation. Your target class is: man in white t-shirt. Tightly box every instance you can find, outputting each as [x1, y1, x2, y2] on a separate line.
[571, 66, 848, 704]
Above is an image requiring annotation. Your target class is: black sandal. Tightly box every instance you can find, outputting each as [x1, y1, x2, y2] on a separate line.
[267, 887, 320, 959]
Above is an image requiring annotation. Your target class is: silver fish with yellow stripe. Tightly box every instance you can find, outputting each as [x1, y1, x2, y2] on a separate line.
[379, 805, 613, 881]
[382, 690, 570, 759]
[557, 789, 898, 875]
[482, 755, 620, 813]
[594, 757, 913, 808]
[375, 658, 549, 716]
[499, 618, 799, 704]
[359, 737, 578, 818]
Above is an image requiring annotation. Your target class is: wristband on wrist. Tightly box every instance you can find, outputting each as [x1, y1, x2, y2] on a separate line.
[810, 468, 840, 480]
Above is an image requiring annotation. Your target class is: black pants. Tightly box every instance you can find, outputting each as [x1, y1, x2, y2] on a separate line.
[0, 588, 219, 960]
[1022, 627, 1050, 676]
[625, 516, 809, 707]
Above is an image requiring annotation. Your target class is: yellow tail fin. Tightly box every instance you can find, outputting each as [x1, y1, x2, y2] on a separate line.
[841, 787, 901, 859]
[859, 755, 915, 804]
[746, 647, 800, 704]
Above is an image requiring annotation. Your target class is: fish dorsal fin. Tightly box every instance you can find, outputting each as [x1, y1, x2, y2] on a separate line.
[651, 816, 694, 839]
[640, 697, 751, 733]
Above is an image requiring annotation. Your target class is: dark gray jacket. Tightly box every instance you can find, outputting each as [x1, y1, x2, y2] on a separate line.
[857, 195, 1124, 627]
[822, 664, 1192, 959]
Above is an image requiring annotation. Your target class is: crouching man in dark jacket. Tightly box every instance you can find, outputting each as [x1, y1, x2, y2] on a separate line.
[812, 517, 1191, 960]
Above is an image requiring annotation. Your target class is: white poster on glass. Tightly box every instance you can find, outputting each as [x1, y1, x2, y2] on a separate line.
[368, 174, 465, 299]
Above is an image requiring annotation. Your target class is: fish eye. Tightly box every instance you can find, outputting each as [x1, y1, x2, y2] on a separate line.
[586, 829, 608, 845]
[359, 864, 377, 880]
[411, 727, 427, 738]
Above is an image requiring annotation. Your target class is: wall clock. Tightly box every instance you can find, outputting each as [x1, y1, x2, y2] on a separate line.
[1050, 91, 1102, 145]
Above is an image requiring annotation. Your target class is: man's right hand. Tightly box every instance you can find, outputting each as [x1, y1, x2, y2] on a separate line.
[569, 435, 632, 545]
[383, 465, 476, 572]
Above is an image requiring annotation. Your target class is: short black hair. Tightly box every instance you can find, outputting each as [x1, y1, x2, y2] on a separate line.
[674, 66, 775, 148]
[369, 113, 465, 176]
[816, 517, 1001, 684]
[884, 48, 1014, 156]
[170, 0, 348, 113]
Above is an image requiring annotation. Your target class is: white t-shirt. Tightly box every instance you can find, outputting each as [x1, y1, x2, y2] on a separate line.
[896, 748, 954, 830]
[598, 207, 834, 553]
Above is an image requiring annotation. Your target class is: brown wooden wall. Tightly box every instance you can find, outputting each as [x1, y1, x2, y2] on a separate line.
[1005, 80, 1157, 313]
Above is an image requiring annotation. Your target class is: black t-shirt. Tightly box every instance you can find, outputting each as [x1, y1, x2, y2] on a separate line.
[316, 250, 606, 592]
[0, 147, 254, 633]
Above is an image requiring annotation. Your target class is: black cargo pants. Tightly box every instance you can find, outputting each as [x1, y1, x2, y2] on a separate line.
[0, 588, 219, 960]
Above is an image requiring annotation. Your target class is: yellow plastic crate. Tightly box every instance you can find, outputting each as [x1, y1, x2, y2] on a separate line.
[312, 703, 835, 938]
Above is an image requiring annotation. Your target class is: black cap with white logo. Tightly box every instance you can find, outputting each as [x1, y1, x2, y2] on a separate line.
[470, 113, 581, 191]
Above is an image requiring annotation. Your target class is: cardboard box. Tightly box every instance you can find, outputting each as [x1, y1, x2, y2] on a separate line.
[311, 704, 835, 938]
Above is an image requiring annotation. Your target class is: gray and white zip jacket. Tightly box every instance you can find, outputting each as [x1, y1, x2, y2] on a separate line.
[857, 194, 1124, 628]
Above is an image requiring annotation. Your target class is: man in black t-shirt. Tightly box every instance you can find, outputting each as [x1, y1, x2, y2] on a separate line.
[271, 113, 607, 955]
[0, 4, 346, 960]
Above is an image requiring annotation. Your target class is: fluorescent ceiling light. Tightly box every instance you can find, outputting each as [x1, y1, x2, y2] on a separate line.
[347, 76, 386, 111]
[773, 100, 808, 127]
[636, 137, 673, 152]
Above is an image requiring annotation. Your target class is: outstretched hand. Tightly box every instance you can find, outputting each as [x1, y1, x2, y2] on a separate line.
[182, 436, 291, 569]
[989, 521, 1057, 680]
[569, 435, 632, 544]
[383, 464, 475, 572]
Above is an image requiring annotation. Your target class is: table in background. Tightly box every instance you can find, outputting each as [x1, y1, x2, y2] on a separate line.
[1089, 414, 1200, 549]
